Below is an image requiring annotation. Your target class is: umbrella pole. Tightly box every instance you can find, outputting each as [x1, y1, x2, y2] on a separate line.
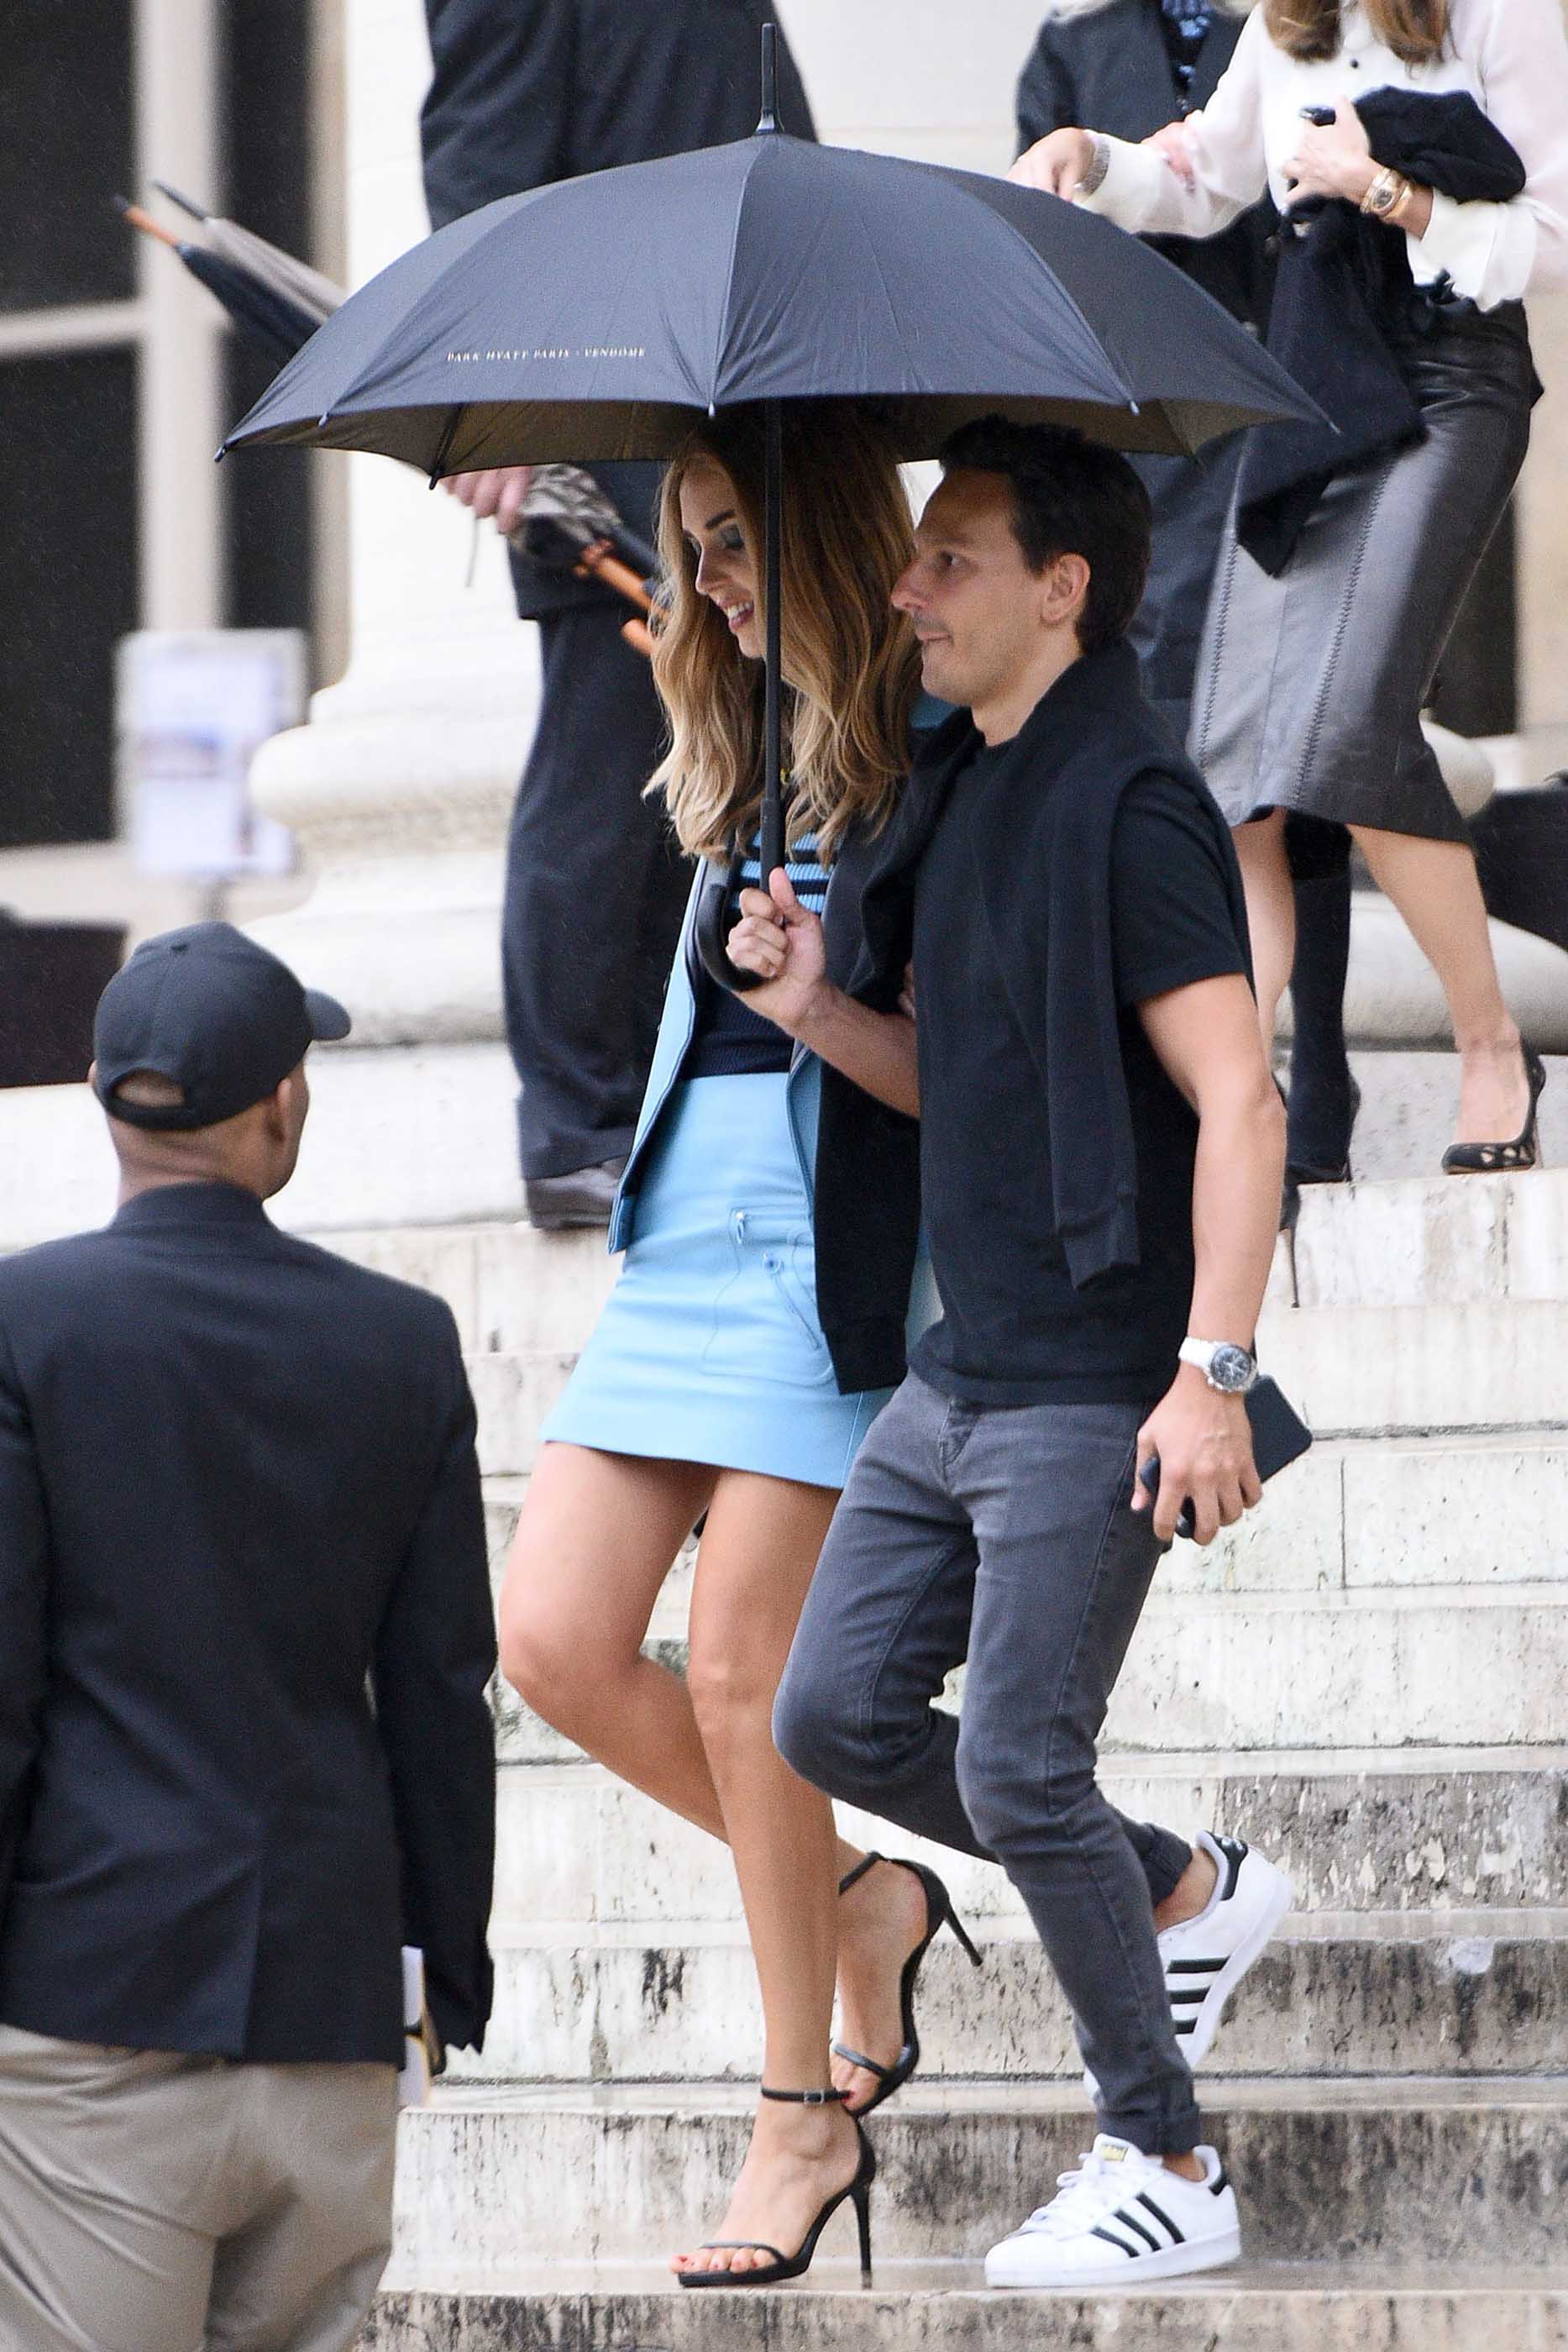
[761, 398, 785, 883]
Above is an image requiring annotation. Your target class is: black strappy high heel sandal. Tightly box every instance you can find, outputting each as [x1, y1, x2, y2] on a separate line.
[676, 2087, 875, 2290]
[835, 1853, 983, 2118]
[1442, 1043, 1548, 1176]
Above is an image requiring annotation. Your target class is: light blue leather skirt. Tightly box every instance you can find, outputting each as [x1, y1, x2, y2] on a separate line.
[539, 1073, 890, 1490]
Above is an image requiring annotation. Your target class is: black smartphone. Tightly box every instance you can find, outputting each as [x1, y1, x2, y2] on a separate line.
[1300, 103, 1338, 126]
[1138, 1374, 1313, 1541]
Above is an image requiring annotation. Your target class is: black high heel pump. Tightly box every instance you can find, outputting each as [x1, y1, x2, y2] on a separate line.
[835, 1852, 983, 2117]
[1442, 1044, 1548, 1175]
[676, 2087, 875, 2289]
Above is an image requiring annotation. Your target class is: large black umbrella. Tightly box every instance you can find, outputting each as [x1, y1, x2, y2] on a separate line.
[225, 29, 1320, 890]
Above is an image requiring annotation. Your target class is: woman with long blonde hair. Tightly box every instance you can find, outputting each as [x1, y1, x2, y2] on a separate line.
[1015, 0, 1568, 1173]
[497, 402, 969, 2286]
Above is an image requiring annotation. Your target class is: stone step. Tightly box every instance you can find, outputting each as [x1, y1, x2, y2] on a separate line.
[452, 1910, 1568, 2087]
[385, 2078, 1568, 2272]
[364, 2271, 1568, 2352]
[331, 1220, 616, 1360]
[321, 1168, 1568, 1373]
[1285, 1166, 1566, 1310]
[1253, 1301, 1566, 1440]
[1328, 1042, 1568, 1180]
[1109, 1580, 1565, 1751]
[489, 1580, 1568, 1756]
[483, 1429, 1568, 1605]
[464, 1305, 1568, 1478]
[488, 1751, 1568, 1921]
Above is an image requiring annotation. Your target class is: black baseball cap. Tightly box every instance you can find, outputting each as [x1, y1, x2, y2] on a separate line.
[92, 922, 351, 1132]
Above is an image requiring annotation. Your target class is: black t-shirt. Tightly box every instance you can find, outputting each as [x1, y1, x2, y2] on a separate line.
[910, 755, 1247, 1407]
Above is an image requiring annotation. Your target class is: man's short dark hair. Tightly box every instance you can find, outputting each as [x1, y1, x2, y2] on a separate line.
[939, 418, 1152, 657]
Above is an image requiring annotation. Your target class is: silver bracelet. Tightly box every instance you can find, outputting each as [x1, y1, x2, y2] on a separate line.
[1077, 134, 1112, 198]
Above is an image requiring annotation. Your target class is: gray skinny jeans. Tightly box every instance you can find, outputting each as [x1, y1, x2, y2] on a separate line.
[774, 1371, 1201, 2155]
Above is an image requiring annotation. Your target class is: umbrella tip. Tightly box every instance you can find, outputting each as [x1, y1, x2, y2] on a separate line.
[755, 19, 778, 134]
[154, 180, 208, 222]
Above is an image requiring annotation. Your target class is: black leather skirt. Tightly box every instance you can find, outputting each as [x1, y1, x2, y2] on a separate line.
[1189, 297, 1536, 843]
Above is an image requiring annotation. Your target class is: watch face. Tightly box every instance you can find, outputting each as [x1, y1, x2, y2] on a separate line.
[1209, 1344, 1255, 1393]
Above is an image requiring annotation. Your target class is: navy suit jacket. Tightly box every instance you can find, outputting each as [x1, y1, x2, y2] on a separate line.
[0, 1182, 496, 2065]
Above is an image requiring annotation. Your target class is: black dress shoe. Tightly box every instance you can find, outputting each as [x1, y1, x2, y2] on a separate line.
[524, 1158, 626, 1231]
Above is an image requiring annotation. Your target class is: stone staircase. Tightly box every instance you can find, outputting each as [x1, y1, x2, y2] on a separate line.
[333, 1164, 1568, 2347]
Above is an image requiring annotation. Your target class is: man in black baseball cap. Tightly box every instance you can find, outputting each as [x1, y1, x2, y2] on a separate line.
[0, 921, 496, 2350]
[92, 920, 351, 1137]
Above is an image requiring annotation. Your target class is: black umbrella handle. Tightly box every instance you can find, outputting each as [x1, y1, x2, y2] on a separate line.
[695, 847, 769, 995]
[760, 398, 786, 886]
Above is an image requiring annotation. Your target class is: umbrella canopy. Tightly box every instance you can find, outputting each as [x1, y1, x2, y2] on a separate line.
[224, 34, 1320, 906]
[226, 129, 1318, 472]
[179, 245, 324, 365]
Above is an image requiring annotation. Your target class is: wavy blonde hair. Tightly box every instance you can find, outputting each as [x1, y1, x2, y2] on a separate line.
[1265, 0, 1448, 65]
[649, 402, 921, 865]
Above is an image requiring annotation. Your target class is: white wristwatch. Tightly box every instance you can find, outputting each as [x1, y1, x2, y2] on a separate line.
[1178, 1337, 1258, 1394]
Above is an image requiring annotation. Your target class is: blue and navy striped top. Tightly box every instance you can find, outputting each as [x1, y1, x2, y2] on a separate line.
[686, 830, 830, 1079]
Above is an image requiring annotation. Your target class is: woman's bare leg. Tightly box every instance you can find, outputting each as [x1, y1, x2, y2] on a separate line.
[673, 1471, 862, 2277]
[1350, 825, 1529, 1146]
[1231, 810, 1295, 1049]
[504, 1443, 874, 1876]
[500, 1443, 726, 1835]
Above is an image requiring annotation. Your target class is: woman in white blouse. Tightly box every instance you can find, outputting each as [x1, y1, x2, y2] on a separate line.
[1015, 0, 1568, 1173]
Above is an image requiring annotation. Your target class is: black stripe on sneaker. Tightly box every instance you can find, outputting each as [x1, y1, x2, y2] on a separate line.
[1136, 2192, 1186, 2245]
[1167, 1959, 1225, 1977]
[1210, 2168, 1231, 2196]
[1169, 1988, 1210, 2004]
[1110, 2207, 1162, 2254]
[1174, 2018, 1198, 2034]
[1089, 2226, 1141, 2259]
[1213, 1836, 1248, 1900]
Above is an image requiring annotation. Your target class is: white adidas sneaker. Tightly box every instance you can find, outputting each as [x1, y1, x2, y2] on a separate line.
[1084, 1830, 1293, 2101]
[1160, 1830, 1293, 2069]
[983, 2134, 1240, 2288]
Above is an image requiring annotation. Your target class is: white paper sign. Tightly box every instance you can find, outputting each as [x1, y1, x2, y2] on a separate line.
[117, 631, 305, 880]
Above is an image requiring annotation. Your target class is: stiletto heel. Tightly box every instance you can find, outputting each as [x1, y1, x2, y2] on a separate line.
[835, 1852, 983, 2117]
[853, 2176, 874, 2286]
[676, 2087, 875, 2291]
[1443, 1044, 1547, 1175]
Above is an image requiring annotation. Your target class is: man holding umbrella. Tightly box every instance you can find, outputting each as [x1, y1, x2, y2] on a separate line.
[420, 0, 815, 1227]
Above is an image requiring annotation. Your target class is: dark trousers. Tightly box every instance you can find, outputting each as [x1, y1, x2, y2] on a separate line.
[775, 1375, 1202, 2156]
[1132, 445, 1356, 1176]
[505, 609, 690, 1181]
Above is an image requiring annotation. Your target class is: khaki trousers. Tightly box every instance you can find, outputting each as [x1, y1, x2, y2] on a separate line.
[0, 2024, 398, 2352]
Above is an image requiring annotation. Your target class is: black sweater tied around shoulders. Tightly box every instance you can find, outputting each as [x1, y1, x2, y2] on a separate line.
[812, 643, 1251, 1395]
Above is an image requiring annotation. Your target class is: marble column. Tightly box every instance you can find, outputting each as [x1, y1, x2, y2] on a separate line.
[246, 0, 536, 1053]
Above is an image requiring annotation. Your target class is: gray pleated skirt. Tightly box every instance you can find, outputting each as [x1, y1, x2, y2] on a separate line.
[1190, 300, 1536, 844]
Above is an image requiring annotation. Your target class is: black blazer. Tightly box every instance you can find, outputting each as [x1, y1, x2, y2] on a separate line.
[421, 0, 816, 617]
[0, 1182, 496, 2066]
[1016, 2, 1273, 331]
